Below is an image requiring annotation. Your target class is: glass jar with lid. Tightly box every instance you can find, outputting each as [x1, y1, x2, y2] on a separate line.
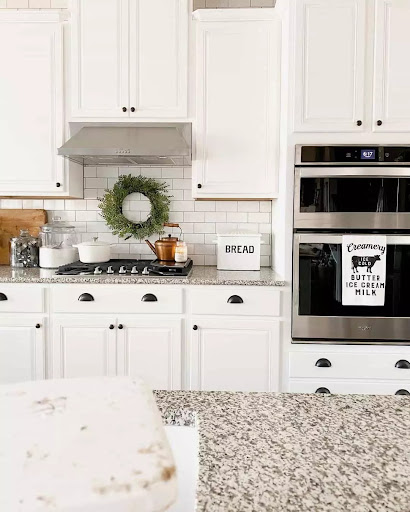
[10, 229, 40, 268]
[39, 217, 79, 269]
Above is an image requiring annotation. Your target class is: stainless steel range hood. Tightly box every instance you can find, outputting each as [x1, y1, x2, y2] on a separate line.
[58, 124, 191, 166]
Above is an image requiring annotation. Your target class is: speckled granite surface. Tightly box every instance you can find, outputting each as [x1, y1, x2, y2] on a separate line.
[0, 266, 285, 286]
[154, 391, 410, 512]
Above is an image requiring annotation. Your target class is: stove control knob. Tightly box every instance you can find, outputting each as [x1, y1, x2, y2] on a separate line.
[119, 266, 127, 274]
[94, 266, 102, 274]
[107, 266, 114, 274]
[142, 266, 150, 275]
[131, 266, 139, 274]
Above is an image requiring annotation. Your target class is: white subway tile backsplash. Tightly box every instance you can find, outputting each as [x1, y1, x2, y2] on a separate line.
[0, 166, 272, 266]
[237, 201, 260, 212]
[195, 201, 216, 212]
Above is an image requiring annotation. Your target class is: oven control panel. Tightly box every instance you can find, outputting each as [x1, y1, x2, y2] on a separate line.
[298, 146, 410, 164]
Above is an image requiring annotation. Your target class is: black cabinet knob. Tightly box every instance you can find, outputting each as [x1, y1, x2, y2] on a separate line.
[56, 182, 61, 188]
[356, 120, 362, 126]
[315, 387, 331, 394]
[315, 358, 332, 368]
[122, 107, 127, 112]
[227, 295, 244, 304]
[109, 324, 114, 330]
[141, 293, 158, 302]
[0, 293, 7, 301]
[395, 389, 410, 396]
[118, 324, 124, 330]
[35, 324, 41, 329]
[130, 107, 135, 112]
[193, 325, 198, 331]
[377, 120, 383, 126]
[78, 293, 94, 302]
[395, 360, 410, 369]
[197, 184, 202, 189]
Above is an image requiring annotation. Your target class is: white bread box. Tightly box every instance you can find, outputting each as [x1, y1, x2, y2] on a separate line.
[215, 232, 263, 271]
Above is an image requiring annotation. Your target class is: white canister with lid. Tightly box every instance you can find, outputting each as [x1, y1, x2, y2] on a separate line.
[73, 237, 114, 264]
[39, 217, 79, 269]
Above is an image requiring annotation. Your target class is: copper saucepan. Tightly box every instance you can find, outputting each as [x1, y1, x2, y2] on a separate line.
[145, 223, 182, 261]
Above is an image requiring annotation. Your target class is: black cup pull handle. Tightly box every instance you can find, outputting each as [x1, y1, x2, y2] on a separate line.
[227, 295, 243, 304]
[78, 293, 94, 302]
[395, 360, 410, 369]
[315, 358, 332, 368]
[315, 387, 331, 394]
[0, 293, 7, 301]
[395, 389, 410, 396]
[141, 293, 158, 302]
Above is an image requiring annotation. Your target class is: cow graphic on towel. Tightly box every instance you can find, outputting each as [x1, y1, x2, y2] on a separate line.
[342, 235, 387, 306]
[351, 255, 381, 274]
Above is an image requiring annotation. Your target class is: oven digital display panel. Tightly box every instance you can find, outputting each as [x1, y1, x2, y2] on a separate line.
[361, 149, 376, 160]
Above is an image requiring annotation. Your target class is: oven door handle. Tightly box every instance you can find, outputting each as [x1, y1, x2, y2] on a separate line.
[296, 167, 410, 178]
[295, 233, 410, 245]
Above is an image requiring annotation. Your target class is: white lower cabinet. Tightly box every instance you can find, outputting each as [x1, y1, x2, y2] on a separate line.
[0, 316, 45, 384]
[51, 316, 117, 379]
[117, 316, 182, 390]
[190, 317, 280, 392]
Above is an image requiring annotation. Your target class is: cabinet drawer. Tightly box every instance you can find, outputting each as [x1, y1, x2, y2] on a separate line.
[0, 285, 44, 313]
[51, 285, 183, 314]
[289, 351, 410, 380]
[189, 287, 280, 317]
[289, 379, 410, 396]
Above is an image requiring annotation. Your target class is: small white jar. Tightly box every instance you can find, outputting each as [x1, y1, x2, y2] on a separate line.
[174, 241, 188, 263]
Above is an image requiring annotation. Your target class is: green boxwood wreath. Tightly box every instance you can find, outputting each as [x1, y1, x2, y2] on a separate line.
[99, 174, 171, 240]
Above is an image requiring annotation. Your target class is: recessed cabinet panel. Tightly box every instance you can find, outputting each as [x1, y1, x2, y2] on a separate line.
[71, 0, 129, 118]
[373, 0, 410, 132]
[194, 12, 280, 198]
[0, 15, 64, 194]
[0, 318, 45, 384]
[294, 0, 366, 132]
[52, 316, 116, 378]
[117, 317, 182, 390]
[190, 318, 280, 392]
[129, 0, 188, 117]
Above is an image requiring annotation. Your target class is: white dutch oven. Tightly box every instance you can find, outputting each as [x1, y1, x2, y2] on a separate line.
[73, 237, 114, 263]
[214, 232, 264, 271]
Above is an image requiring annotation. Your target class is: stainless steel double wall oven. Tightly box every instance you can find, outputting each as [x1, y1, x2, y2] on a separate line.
[293, 145, 410, 344]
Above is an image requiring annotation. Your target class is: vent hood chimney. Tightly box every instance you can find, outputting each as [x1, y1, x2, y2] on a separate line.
[58, 124, 191, 167]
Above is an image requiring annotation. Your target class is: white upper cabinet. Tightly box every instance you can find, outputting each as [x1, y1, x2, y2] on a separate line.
[373, 0, 410, 132]
[193, 9, 281, 199]
[293, 0, 366, 132]
[0, 13, 67, 196]
[70, 0, 188, 120]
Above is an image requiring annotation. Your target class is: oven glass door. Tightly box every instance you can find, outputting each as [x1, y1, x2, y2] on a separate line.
[293, 234, 410, 341]
[294, 168, 410, 229]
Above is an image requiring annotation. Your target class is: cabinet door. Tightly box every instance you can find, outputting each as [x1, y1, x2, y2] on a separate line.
[129, 0, 188, 118]
[71, 0, 129, 118]
[190, 317, 280, 392]
[51, 316, 116, 378]
[0, 14, 64, 194]
[293, 0, 366, 132]
[193, 12, 280, 198]
[117, 316, 182, 390]
[0, 317, 45, 384]
[373, 0, 410, 132]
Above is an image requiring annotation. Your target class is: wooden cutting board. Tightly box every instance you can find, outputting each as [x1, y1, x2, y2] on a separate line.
[0, 209, 47, 265]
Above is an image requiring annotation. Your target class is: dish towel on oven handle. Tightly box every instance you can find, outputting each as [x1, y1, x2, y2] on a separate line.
[342, 235, 387, 306]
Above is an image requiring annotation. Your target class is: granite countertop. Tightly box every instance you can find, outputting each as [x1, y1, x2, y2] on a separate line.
[0, 266, 285, 286]
[154, 390, 410, 512]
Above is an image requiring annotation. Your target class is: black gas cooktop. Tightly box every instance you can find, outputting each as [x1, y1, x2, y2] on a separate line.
[55, 258, 193, 276]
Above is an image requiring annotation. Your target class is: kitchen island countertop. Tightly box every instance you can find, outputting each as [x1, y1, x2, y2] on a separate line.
[0, 265, 286, 286]
[154, 390, 410, 512]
